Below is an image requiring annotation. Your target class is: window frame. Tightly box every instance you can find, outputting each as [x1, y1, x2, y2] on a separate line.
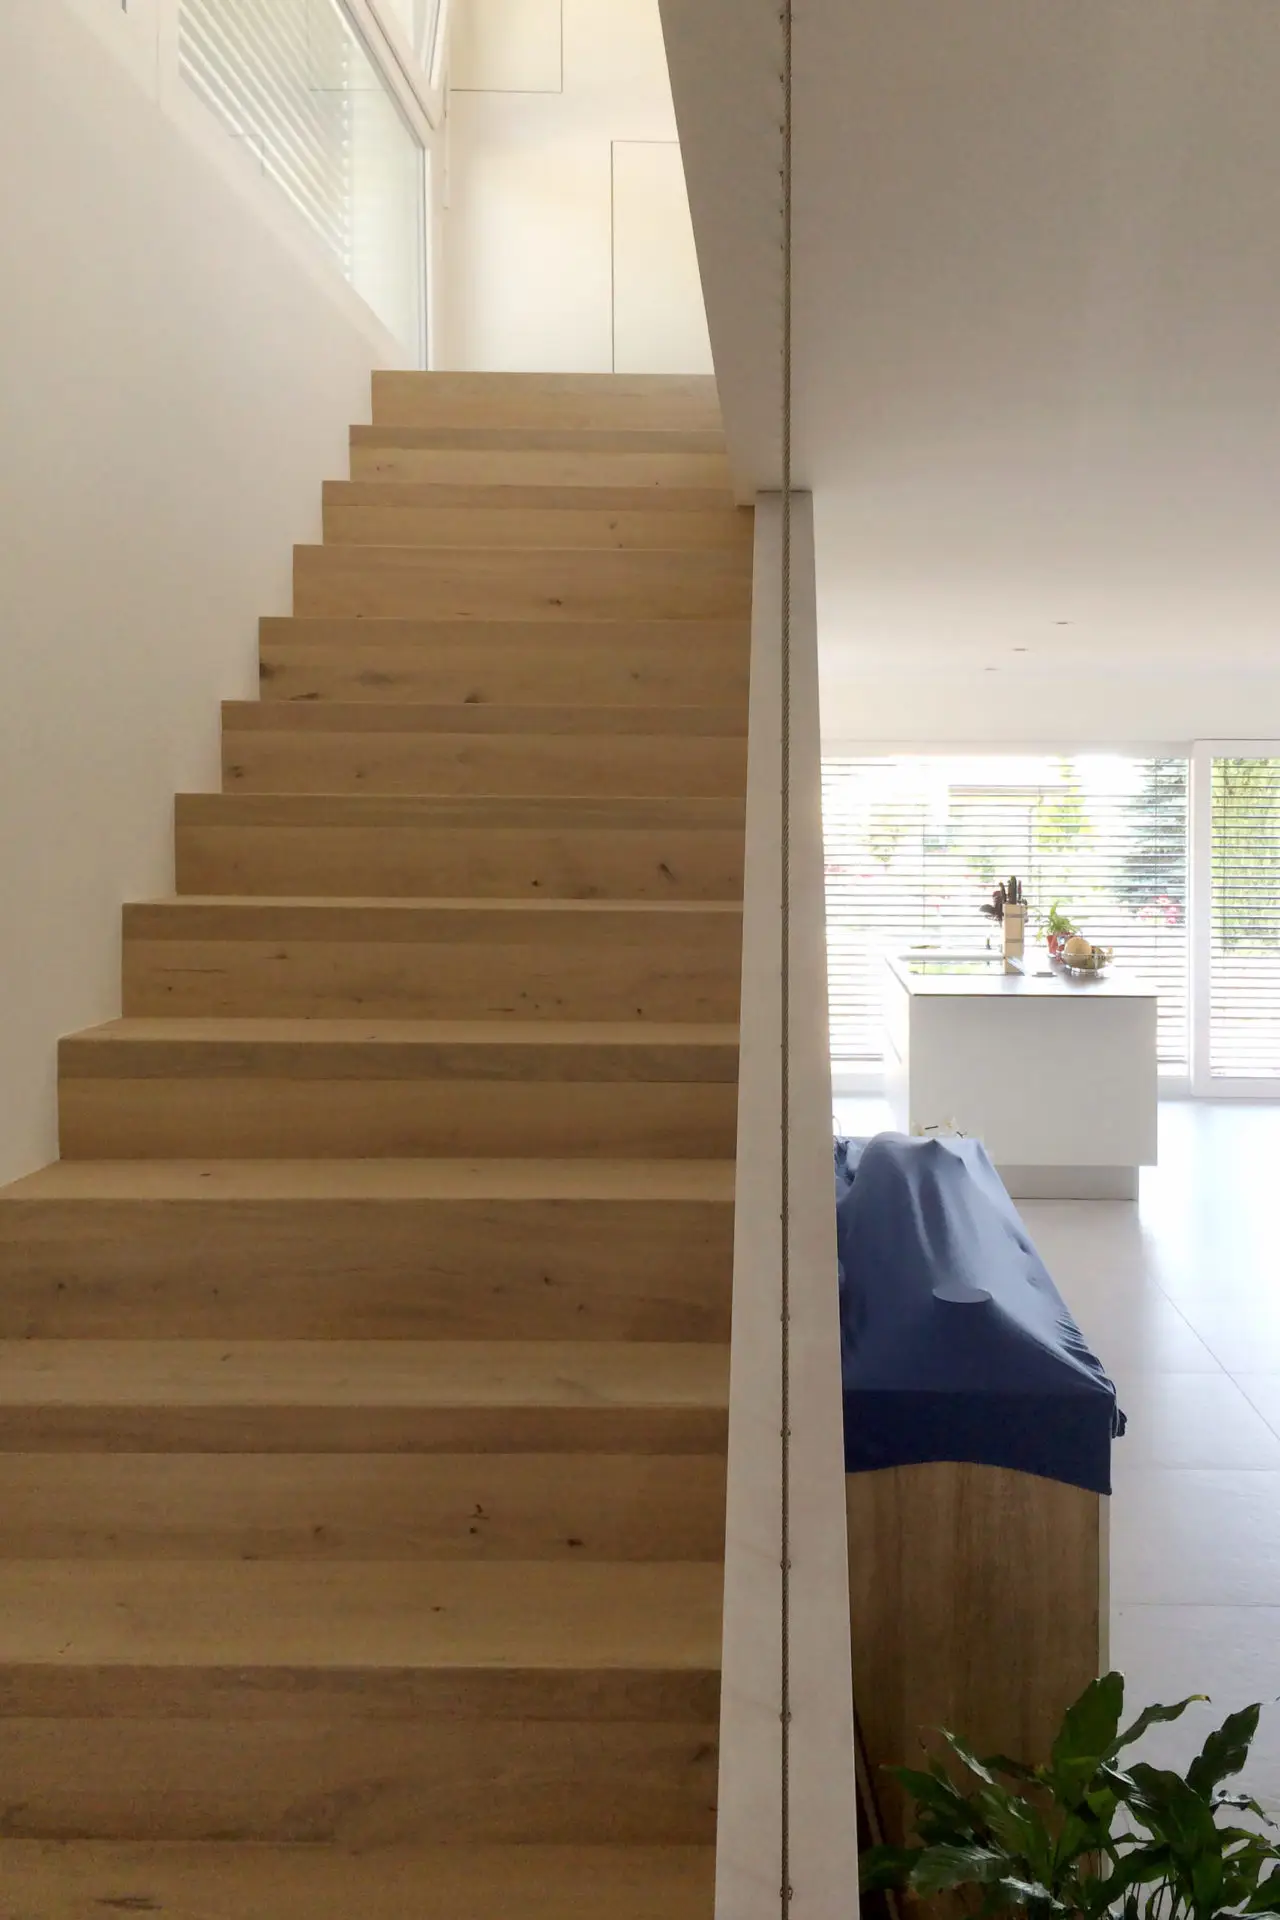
[823, 743, 1197, 1098]
[1191, 740, 1280, 1099]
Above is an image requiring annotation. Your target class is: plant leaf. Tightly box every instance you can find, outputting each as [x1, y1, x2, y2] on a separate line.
[860, 1845, 923, 1892]
[1051, 1672, 1126, 1786]
[1125, 1761, 1222, 1855]
[1115, 1695, 1208, 1756]
[1187, 1704, 1262, 1797]
[939, 1728, 998, 1786]
[986, 1752, 1042, 1784]
[1246, 1866, 1280, 1912]
[909, 1844, 1009, 1896]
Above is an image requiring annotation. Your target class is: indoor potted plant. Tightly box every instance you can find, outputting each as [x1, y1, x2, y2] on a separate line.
[1045, 901, 1077, 960]
[861, 1671, 1279, 1920]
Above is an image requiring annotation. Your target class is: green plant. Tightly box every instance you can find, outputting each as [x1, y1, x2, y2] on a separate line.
[861, 1672, 1279, 1920]
[1044, 900, 1077, 938]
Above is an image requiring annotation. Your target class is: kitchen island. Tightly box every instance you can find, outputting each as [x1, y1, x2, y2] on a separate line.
[883, 953, 1159, 1199]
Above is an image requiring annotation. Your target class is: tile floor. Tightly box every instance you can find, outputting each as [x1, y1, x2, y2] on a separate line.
[833, 1097, 1280, 1806]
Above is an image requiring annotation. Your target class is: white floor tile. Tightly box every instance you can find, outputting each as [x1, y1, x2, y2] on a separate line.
[1235, 1376, 1280, 1440]
[1110, 1375, 1280, 1469]
[1110, 1468, 1280, 1606]
[1112, 1606, 1280, 1806]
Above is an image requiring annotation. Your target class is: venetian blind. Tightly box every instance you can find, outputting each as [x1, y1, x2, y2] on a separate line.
[823, 755, 1190, 1068]
[1210, 757, 1280, 1080]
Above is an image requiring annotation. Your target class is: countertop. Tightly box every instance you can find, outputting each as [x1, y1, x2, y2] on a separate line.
[886, 953, 1159, 1000]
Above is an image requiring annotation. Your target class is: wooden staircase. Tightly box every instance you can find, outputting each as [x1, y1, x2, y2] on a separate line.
[0, 373, 748, 1915]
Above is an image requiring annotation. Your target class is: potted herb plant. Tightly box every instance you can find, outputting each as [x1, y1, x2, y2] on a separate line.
[861, 1671, 1280, 1920]
[1045, 901, 1077, 960]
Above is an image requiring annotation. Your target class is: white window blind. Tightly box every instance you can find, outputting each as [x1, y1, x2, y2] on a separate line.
[823, 755, 1190, 1068]
[1210, 757, 1280, 1081]
[179, 0, 425, 352]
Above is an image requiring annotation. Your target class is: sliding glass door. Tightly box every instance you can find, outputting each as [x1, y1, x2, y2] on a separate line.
[1192, 745, 1280, 1094]
[822, 754, 1191, 1074]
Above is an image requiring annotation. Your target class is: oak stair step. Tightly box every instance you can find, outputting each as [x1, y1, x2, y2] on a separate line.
[220, 700, 748, 797]
[352, 423, 726, 455]
[325, 477, 737, 515]
[323, 485, 750, 549]
[174, 793, 746, 901]
[0, 1562, 721, 1843]
[122, 894, 745, 1021]
[0, 1451, 725, 1568]
[257, 615, 751, 707]
[0, 1337, 729, 1454]
[349, 442, 733, 490]
[371, 369, 723, 432]
[0, 1558, 721, 1711]
[0, 1840, 716, 1918]
[57, 1016, 739, 1159]
[291, 543, 752, 622]
[0, 1158, 735, 1341]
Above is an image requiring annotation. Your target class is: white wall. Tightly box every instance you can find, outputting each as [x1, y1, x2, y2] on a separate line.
[440, 0, 713, 372]
[0, 0, 403, 1185]
[821, 664, 1280, 752]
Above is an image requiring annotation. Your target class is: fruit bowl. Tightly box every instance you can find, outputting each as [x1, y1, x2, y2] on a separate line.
[1061, 943, 1113, 976]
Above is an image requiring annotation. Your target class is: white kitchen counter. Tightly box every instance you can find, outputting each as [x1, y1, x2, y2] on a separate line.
[883, 953, 1159, 1199]
[887, 954, 1159, 1000]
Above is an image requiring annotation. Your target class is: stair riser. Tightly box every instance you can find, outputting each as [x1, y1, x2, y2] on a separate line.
[349, 447, 732, 489]
[175, 825, 745, 901]
[0, 1202, 733, 1340]
[292, 549, 752, 623]
[258, 633, 750, 707]
[370, 372, 723, 433]
[355, 427, 726, 455]
[0, 1718, 718, 1844]
[0, 1410, 729, 1455]
[123, 935, 742, 1022]
[221, 733, 748, 798]
[0, 1842, 719, 1916]
[0, 1455, 725, 1555]
[323, 502, 750, 551]
[59, 1080, 739, 1161]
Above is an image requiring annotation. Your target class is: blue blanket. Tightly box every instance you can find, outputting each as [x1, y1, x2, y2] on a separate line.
[836, 1133, 1125, 1495]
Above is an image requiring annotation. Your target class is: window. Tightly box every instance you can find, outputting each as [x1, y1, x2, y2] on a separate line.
[1203, 753, 1280, 1085]
[178, 0, 425, 352]
[378, 0, 450, 82]
[823, 755, 1190, 1070]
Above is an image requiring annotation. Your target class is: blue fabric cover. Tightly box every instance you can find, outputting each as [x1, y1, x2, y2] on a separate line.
[835, 1133, 1125, 1495]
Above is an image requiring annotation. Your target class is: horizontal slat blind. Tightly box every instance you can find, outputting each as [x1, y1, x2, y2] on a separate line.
[179, 0, 354, 260]
[823, 755, 1190, 1067]
[178, 0, 426, 351]
[1210, 757, 1280, 1080]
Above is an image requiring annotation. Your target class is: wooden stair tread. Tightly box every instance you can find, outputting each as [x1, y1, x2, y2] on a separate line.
[322, 498, 750, 551]
[326, 477, 735, 510]
[0, 1340, 729, 1410]
[291, 544, 751, 623]
[223, 700, 749, 737]
[371, 368, 721, 428]
[127, 892, 745, 916]
[177, 792, 745, 828]
[351, 425, 726, 455]
[61, 1017, 739, 1081]
[259, 614, 750, 645]
[0, 1840, 716, 1917]
[1, 1156, 736, 1204]
[0, 1559, 723, 1670]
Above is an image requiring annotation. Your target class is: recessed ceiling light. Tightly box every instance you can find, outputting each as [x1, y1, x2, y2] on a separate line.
[1013, 646, 1028, 653]
[1055, 620, 1072, 627]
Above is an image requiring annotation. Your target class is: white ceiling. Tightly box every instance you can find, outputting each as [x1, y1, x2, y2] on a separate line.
[661, 0, 1280, 678]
